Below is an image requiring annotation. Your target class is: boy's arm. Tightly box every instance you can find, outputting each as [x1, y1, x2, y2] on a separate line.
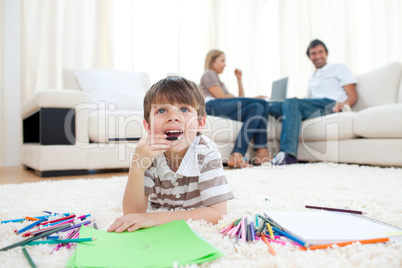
[122, 134, 171, 214]
[122, 162, 149, 214]
[108, 201, 227, 233]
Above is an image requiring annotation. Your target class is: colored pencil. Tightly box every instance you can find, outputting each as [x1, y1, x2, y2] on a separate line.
[262, 213, 284, 230]
[305, 205, 366, 215]
[22, 248, 37, 268]
[23, 224, 64, 237]
[229, 219, 242, 238]
[60, 220, 91, 233]
[272, 226, 307, 247]
[27, 238, 96, 246]
[52, 229, 78, 252]
[15, 218, 47, 235]
[241, 217, 247, 242]
[0, 224, 72, 251]
[25, 217, 40, 221]
[77, 214, 91, 220]
[267, 222, 275, 239]
[250, 222, 256, 242]
[261, 233, 276, 255]
[1, 213, 71, 224]
[108, 136, 179, 141]
[40, 214, 76, 225]
[66, 230, 81, 249]
[93, 223, 98, 230]
[300, 237, 389, 250]
[24, 219, 75, 237]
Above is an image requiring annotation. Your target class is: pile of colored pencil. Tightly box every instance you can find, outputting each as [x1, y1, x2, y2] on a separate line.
[0, 211, 96, 252]
[219, 214, 304, 255]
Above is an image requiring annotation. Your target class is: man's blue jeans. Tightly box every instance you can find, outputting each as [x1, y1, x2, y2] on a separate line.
[269, 98, 336, 158]
[206, 98, 270, 156]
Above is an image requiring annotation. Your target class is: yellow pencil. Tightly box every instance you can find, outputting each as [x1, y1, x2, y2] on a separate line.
[266, 222, 275, 240]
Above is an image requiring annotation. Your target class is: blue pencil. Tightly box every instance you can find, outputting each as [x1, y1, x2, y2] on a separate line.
[271, 226, 307, 247]
[15, 218, 47, 235]
[1, 213, 71, 224]
[250, 222, 256, 242]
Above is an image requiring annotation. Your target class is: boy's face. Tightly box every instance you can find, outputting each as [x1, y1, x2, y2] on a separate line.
[144, 102, 206, 153]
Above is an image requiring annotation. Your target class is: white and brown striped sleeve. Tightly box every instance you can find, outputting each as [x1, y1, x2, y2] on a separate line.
[144, 162, 156, 195]
[198, 147, 234, 207]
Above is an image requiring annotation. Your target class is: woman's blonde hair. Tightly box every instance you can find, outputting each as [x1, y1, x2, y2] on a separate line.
[204, 49, 224, 71]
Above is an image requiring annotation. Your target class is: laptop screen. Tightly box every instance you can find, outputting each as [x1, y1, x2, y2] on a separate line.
[271, 77, 288, 101]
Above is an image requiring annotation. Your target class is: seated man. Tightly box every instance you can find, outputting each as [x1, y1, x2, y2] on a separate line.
[269, 39, 358, 165]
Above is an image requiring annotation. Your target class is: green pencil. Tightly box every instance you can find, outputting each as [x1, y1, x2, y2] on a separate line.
[22, 247, 37, 268]
[26, 238, 96, 245]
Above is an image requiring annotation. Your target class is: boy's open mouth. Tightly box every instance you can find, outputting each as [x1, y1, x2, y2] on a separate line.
[165, 130, 183, 138]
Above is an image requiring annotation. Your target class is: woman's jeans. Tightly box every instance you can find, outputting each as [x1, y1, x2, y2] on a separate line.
[269, 98, 336, 158]
[206, 98, 270, 156]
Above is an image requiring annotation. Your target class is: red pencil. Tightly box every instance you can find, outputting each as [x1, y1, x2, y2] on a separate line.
[40, 214, 76, 225]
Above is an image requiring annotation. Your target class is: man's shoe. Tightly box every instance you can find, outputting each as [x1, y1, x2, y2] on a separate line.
[270, 151, 298, 165]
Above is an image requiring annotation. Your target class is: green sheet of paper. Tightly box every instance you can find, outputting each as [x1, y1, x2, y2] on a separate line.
[66, 220, 223, 268]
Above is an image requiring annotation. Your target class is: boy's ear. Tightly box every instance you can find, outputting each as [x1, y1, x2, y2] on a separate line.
[143, 119, 151, 135]
[197, 116, 207, 132]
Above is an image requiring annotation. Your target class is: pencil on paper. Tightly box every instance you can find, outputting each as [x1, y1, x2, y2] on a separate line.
[300, 237, 389, 250]
[305, 205, 366, 215]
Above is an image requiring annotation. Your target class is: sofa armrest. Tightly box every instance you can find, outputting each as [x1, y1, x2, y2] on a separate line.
[21, 89, 90, 146]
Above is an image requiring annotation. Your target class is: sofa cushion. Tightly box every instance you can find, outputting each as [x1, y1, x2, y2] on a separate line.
[75, 70, 146, 111]
[354, 103, 402, 138]
[63, 69, 151, 91]
[275, 112, 357, 141]
[353, 62, 401, 111]
[88, 111, 146, 143]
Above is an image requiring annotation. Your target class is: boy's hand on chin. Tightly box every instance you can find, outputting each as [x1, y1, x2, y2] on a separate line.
[107, 213, 158, 233]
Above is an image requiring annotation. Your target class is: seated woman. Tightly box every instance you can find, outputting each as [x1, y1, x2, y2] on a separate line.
[200, 49, 271, 168]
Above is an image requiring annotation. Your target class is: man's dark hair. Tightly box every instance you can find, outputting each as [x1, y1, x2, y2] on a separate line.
[306, 39, 328, 57]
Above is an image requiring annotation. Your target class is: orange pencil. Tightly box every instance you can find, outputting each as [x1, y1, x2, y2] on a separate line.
[261, 233, 276, 255]
[25, 217, 40, 221]
[300, 237, 389, 251]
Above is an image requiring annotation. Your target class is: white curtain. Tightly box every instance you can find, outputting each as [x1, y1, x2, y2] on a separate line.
[20, 0, 402, 100]
[0, 0, 5, 166]
[111, 0, 402, 98]
[21, 0, 114, 103]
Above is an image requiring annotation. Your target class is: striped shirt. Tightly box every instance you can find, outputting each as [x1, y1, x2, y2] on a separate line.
[144, 135, 234, 210]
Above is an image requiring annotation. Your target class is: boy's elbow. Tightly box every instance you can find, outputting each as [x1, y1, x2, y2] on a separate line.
[208, 202, 228, 224]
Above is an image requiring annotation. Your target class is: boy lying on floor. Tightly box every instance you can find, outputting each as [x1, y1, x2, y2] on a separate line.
[108, 76, 234, 233]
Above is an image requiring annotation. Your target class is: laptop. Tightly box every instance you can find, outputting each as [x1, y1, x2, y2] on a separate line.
[270, 77, 288, 101]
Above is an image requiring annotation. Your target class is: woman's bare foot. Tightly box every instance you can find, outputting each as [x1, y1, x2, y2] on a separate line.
[227, 153, 252, 168]
[252, 148, 272, 165]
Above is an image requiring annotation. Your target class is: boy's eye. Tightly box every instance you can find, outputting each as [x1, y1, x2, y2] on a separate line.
[156, 108, 166, 114]
[180, 107, 189, 112]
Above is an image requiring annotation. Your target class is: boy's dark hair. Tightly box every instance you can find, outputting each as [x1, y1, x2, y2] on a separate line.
[306, 39, 328, 57]
[143, 76, 206, 124]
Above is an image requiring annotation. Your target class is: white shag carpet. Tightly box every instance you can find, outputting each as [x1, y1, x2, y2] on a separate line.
[1, 163, 402, 268]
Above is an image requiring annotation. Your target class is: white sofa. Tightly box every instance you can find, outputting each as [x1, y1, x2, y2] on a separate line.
[21, 62, 402, 176]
